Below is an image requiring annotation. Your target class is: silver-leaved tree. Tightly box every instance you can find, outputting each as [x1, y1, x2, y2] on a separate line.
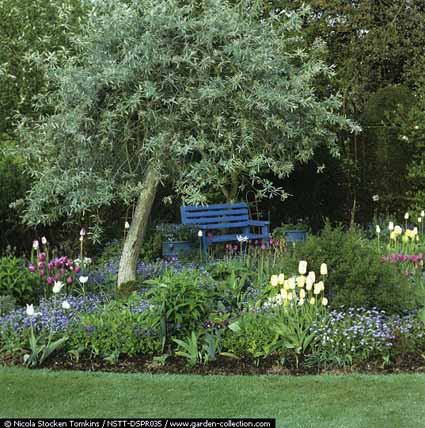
[17, 0, 357, 286]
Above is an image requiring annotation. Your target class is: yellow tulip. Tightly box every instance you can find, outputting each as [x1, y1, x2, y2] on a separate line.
[283, 279, 290, 290]
[300, 289, 306, 299]
[296, 275, 306, 288]
[306, 281, 313, 291]
[307, 271, 316, 283]
[320, 263, 328, 276]
[390, 231, 397, 240]
[288, 277, 296, 289]
[280, 288, 288, 299]
[317, 280, 324, 292]
[309, 297, 315, 305]
[287, 292, 293, 301]
[313, 285, 321, 295]
[322, 297, 328, 306]
[298, 298, 305, 306]
[270, 275, 279, 287]
[278, 273, 285, 285]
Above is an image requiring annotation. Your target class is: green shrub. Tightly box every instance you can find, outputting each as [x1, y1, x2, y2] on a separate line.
[0, 256, 40, 304]
[291, 223, 415, 313]
[144, 269, 217, 351]
[68, 296, 161, 360]
[0, 295, 16, 316]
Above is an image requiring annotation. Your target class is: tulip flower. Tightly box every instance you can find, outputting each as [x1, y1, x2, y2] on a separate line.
[422, 210, 425, 218]
[39, 253, 46, 262]
[28, 264, 36, 273]
[41, 236, 48, 245]
[79, 276, 89, 284]
[26, 304, 35, 316]
[320, 263, 328, 276]
[270, 275, 279, 287]
[278, 273, 285, 285]
[52, 281, 65, 294]
[280, 288, 288, 299]
[47, 277, 53, 285]
[66, 276, 73, 284]
[388, 221, 394, 231]
[288, 277, 296, 289]
[376, 225, 381, 234]
[394, 225, 402, 235]
[62, 301, 71, 310]
[80, 228, 86, 237]
[287, 292, 293, 301]
[307, 271, 316, 283]
[298, 260, 307, 275]
[32, 240, 39, 250]
[300, 289, 306, 299]
[296, 275, 305, 288]
[125, 221, 130, 230]
[322, 297, 328, 306]
[309, 297, 315, 305]
[405, 212, 409, 220]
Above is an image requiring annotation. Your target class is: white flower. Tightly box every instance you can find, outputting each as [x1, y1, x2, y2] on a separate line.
[388, 221, 394, 231]
[418, 217, 422, 223]
[32, 240, 39, 250]
[372, 194, 379, 202]
[421, 210, 425, 218]
[376, 225, 381, 234]
[288, 277, 296, 289]
[80, 228, 86, 237]
[394, 225, 402, 235]
[401, 135, 409, 141]
[62, 301, 71, 310]
[320, 263, 328, 276]
[52, 281, 65, 294]
[278, 273, 285, 285]
[26, 304, 41, 317]
[124, 221, 130, 230]
[298, 260, 307, 275]
[270, 275, 279, 287]
[237, 235, 249, 242]
[26, 304, 35, 316]
[84, 257, 92, 265]
[197, 230, 203, 238]
[41, 236, 48, 245]
[79, 276, 89, 284]
[404, 212, 409, 220]
[415, 125, 419, 130]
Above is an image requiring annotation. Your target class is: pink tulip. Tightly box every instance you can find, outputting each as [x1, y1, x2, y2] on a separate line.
[47, 277, 53, 285]
[66, 276, 73, 284]
[74, 266, 81, 274]
[28, 264, 36, 273]
[39, 270, 45, 277]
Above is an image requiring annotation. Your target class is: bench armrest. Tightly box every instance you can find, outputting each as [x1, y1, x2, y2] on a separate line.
[248, 220, 270, 226]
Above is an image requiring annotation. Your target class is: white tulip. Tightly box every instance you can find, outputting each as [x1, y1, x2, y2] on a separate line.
[394, 225, 402, 235]
[124, 221, 130, 230]
[320, 263, 328, 276]
[421, 210, 425, 218]
[298, 260, 307, 275]
[26, 304, 35, 316]
[32, 240, 39, 250]
[376, 225, 381, 234]
[388, 221, 394, 231]
[41, 236, 48, 245]
[79, 276, 89, 284]
[404, 212, 409, 220]
[197, 230, 203, 237]
[62, 301, 71, 310]
[52, 281, 65, 294]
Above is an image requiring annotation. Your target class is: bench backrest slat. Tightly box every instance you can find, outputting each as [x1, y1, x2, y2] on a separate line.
[181, 203, 250, 229]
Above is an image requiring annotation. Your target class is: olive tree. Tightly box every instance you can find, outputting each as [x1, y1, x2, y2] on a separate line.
[18, 0, 356, 286]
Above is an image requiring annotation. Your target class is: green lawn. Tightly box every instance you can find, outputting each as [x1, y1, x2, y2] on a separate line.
[1, 368, 425, 427]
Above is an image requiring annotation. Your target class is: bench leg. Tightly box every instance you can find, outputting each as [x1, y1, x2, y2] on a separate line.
[202, 235, 208, 254]
[262, 225, 270, 247]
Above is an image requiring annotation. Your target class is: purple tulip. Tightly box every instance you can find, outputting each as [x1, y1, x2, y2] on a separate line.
[39, 270, 45, 277]
[66, 276, 73, 284]
[39, 252, 46, 262]
[28, 264, 36, 273]
[74, 266, 81, 274]
[47, 262, 53, 271]
[38, 261, 44, 269]
[60, 268, 65, 275]
[54, 273, 60, 281]
[47, 277, 53, 285]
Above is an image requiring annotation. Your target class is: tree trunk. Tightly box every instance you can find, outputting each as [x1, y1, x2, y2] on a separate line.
[117, 164, 159, 287]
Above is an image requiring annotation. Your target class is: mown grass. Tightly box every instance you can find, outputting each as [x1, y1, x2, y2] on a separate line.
[1, 367, 425, 427]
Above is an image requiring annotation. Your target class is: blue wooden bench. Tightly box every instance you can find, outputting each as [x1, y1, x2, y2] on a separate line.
[180, 202, 270, 252]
